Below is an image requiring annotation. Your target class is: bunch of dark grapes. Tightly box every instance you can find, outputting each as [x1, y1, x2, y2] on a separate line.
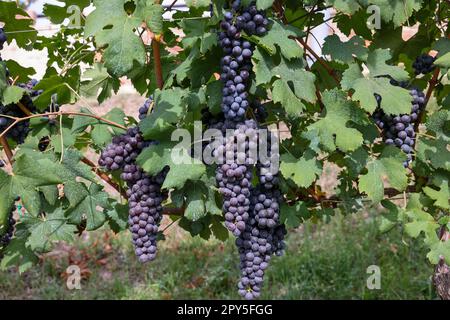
[215, 120, 258, 236]
[236, 199, 286, 300]
[218, 1, 268, 124]
[138, 96, 153, 121]
[413, 53, 435, 75]
[0, 207, 16, 249]
[373, 84, 425, 167]
[0, 79, 43, 145]
[99, 101, 168, 263]
[126, 166, 168, 263]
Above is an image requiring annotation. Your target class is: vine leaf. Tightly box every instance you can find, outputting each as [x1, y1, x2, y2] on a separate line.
[58, 149, 97, 209]
[322, 34, 368, 64]
[435, 52, 450, 68]
[181, 19, 217, 54]
[0, 236, 38, 273]
[358, 146, 408, 203]
[253, 48, 316, 117]
[280, 201, 309, 228]
[106, 202, 129, 233]
[280, 151, 322, 188]
[43, 0, 91, 24]
[136, 1, 163, 34]
[342, 49, 411, 114]
[327, 0, 422, 27]
[257, 20, 303, 60]
[0, 154, 62, 222]
[72, 107, 126, 147]
[1, 86, 25, 105]
[0, 1, 37, 48]
[65, 184, 111, 231]
[25, 209, 77, 252]
[423, 175, 450, 210]
[139, 88, 187, 140]
[137, 142, 206, 190]
[416, 137, 450, 171]
[307, 89, 367, 152]
[426, 110, 450, 142]
[81, 63, 120, 104]
[33, 68, 80, 111]
[85, 0, 146, 77]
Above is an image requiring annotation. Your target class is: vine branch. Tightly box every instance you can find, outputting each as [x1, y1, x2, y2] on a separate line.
[0, 111, 127, 140]
[0, 136, 13, 164]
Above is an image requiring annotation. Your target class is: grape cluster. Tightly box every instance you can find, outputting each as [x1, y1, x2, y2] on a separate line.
[138, 96, 153, 121]
[236, 197, 286, 300]
[0, 206, 16, 251]
[0, 79, 44, 144]
[126, 166, 168, 263]
[373, 86, 425, 167]
[215, 120, 258, 236]
[99, 127, 149, 171]
[99, 102, 168, 263]
[413, 54, 435, 75]
[218, 1, 268, 124]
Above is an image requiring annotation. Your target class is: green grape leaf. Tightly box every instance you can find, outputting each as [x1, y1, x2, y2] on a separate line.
[139, 88, 187, 140]
[65, 184, 111, 231]
[403, 194, 439, 241]
[137, 142, 206, 190]
[0, 237, 38, 273]
[72, 107, 126, 147]
[280, 201, 310, 228]
[426, 110, 450, 142]
[85, 0, 146, 77]
[0, 1, 37, 48]
[435, 52, 450, 68]
[136, 1, 164, 34]
[342, 49, 411, 114]
[33, 68, 80, 111]
[4, 61, 35, 84]
[428, 240, 450, 265]
[255, 0, 274, 9]
[1, 86, 25, 105]
[0, 154, 62, 220]
[25, 210, 77, 252]
[210, 215, 229, 241]
[322, 34, 368, 63]
[43, 0, 90, 24]
[280, 151, 322, 188]
[423, 176, 450, 210]
[180, 19, 217, 54]
[358, 146, 408, 203]
[81, 63, 120, 104]
[185, 0, 210, 8]
[253, 48, 316, 117]
[258, 20, 303, 60]
[307, 89, 368, 152]
[106, 202, 129, 233]
[372, 0, 423, 27]
[58, 149, 97, 209]
[416, 137, 450, 171]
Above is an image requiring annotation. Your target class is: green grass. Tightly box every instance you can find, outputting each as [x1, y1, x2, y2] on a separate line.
[0, 212, 436, 300]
